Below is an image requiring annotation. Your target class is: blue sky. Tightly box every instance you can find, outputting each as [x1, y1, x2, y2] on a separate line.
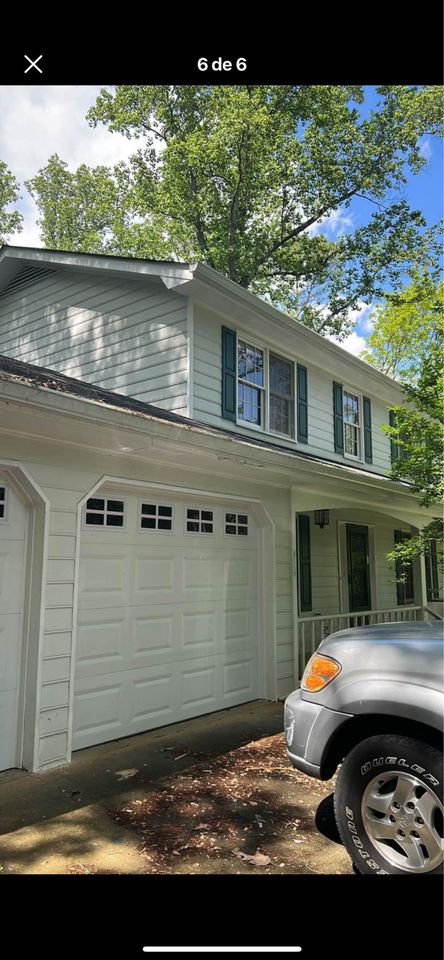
[0, 84, 442, 357]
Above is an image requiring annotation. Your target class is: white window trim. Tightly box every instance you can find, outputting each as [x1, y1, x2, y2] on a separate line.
[138, 499, 175, 535]
[342, 385, 364, 462]
[235, 331, 298, 441]
[236, 334, 267, 433]
[184, 505, 215, 536]
[83, 496, 127, 531]
[0, 484, 8, 522]
[223, 510, 250, 539]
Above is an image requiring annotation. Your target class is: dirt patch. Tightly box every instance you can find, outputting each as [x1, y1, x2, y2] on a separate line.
[111, 732, 352, 874]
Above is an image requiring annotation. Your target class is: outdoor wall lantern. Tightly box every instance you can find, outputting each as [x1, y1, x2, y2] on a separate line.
[314, 510, 330, 529]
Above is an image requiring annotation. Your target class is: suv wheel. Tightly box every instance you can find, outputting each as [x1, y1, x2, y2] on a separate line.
[334, 734, 443, 875]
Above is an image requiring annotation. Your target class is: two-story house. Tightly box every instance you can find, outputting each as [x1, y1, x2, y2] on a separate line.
[0, 245, 440, 774]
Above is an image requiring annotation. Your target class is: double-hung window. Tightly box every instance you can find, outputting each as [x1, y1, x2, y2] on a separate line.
[237, 340, 265, 427]
[236, 339, 296, 438]
[343, 390, 361, 459]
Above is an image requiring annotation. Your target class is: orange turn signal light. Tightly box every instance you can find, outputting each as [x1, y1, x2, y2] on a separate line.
[301, 654, 342, 692]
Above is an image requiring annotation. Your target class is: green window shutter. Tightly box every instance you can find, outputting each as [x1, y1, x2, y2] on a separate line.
[298, 514, 312, 612]
[333, 382, 344, 454]
[297, 364, 308, 443]
[221, 326, 236, 421]
[363, 396, 373, 464]
[389, 410, 399, 462]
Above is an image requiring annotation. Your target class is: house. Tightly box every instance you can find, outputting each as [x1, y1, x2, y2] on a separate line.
[0, 245, 441, 774]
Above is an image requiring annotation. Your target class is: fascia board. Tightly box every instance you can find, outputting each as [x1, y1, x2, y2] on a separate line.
[0, 245, 194, 285]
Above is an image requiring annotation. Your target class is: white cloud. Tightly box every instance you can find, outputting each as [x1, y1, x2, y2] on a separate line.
[0, 85, 144, 246]
[327, 330, 368, 358]
[326, 301, 375, 358]
[308, 207, 354, 238]
[419, 137, 432, 161]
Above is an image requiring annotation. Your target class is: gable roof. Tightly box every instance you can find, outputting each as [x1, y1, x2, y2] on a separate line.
[0, 244, 403, 401]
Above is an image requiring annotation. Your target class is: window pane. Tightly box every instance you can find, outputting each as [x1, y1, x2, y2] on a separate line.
[270, 394, 290, 435]
[87, 498, 104, 510]
[226, 524, 236, 535]
[158, 506, 172, 517]
[141, 517, 156, 529]
[0, 487, 4, 500]
[270, 355, 292, 398]
[158, 519, 172, 530]
[343, 391, 359, 424]
[238, 383, 261, 425]
[201, 522, 213, 533]
[0, 504, 4, 518]
[202, 511, 213, 521]
[238, 526, 248, 536]
[86, 513, 104, 525]
[226, 513, 236, 524]
[107, 500, 124, 512]
[238, 515, 248, 524]
[187, 509, 199, 520]
[142, 504, 157, 515]
[187, 521, 199, 532]
[238, 340, 247, 379]
[344, 423, 358, 457]
[106, 514, 124, 527]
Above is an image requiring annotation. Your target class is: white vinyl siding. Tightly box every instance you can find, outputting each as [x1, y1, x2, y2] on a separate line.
[0, 270, 189, 414]
[192, 302, 393, 475]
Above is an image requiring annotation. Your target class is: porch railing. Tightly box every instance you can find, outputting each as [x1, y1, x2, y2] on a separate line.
[297, 605, 424, 679]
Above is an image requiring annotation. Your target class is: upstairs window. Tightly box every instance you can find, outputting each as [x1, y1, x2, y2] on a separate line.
[0, 486, 6, 520]
[237, 340, 265, 427]
[85, 497, 124, 527]
[343, 390, 361, 459]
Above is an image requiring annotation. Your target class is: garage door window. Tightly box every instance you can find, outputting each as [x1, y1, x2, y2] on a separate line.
[140, 503, 173, 531]
[225, 512, 249, 536]
[85, 497, 125, 527]
[0, 486, 6, 521]
[186, 508, 214, 534]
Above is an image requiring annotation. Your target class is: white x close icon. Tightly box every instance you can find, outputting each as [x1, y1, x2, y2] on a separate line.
[24, 54, 43, 74]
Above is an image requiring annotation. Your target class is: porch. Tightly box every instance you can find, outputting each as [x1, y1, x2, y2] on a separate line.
[293, 504, 442, 681]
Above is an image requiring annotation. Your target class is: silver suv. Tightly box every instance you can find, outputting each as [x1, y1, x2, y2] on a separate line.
[284, 621, 443, 875]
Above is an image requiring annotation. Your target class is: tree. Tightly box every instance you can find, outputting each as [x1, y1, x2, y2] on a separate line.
[384, 331, 443, 581]
[361, 276, 444, 380]
[0, 161, 22, 242]
[26, 85, 443, 338]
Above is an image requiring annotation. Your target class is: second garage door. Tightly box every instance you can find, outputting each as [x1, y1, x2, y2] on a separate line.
[73, 490, 260, 750]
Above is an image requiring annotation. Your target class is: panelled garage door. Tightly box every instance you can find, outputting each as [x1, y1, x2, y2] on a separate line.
[0, 478, 26, 771]
[73, 490, 260, 750]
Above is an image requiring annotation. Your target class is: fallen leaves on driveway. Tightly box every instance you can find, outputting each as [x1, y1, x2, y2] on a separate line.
[110, 733, 348, 874]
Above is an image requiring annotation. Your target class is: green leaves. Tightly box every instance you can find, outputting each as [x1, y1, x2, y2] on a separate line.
[25, 85, 444, 337]
[0, 161, 22, 242]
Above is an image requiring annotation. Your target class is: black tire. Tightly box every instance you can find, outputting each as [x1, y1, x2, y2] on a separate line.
[334, 734, 443, 875]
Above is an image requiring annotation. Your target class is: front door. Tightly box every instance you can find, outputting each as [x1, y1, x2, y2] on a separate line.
[346, 523, 371, 612]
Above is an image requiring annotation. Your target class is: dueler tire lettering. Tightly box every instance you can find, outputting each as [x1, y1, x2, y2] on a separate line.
[334, 734, 443, 875]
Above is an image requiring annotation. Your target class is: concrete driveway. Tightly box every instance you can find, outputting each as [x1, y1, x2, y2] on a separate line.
[0, 701, 351, 874]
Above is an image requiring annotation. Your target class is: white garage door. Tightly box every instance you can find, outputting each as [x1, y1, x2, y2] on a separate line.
[0, 478, 26, 771]
[73, 491, 260, 750]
